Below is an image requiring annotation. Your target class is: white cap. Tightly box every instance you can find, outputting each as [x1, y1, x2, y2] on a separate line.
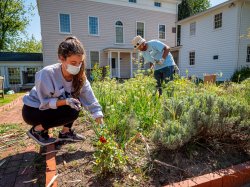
[131, 35, 146, 49]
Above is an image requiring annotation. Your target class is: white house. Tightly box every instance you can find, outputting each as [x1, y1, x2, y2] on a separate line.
[0, 52, 43, 91]
[37, 0, 180, 78]
[177, 0, 250, 81]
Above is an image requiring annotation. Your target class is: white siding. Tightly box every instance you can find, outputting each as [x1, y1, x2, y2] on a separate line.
[179, 3, 240, 81]
[37, 0, 177, 78]
[238, 1, 250, 68]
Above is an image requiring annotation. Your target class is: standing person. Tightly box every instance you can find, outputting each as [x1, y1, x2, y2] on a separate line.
[22, 36, 104, 146]
[132, 35, 178, 96]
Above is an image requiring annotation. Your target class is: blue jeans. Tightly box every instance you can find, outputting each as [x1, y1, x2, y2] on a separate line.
[154, 66, 174, 95]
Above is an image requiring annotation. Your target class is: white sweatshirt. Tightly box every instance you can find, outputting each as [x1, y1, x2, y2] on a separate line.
[23, 63, 103, 119]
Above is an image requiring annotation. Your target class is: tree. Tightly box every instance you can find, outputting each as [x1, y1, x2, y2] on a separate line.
[178, 0, 211, 21]
[8, 35, 42, 53]
[0, 0, 33, 51]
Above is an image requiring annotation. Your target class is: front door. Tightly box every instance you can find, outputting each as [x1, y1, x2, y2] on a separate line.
[111, 58, 117, 77]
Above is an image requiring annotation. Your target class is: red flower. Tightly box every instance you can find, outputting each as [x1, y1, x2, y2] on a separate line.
[99, 136, 107, 143]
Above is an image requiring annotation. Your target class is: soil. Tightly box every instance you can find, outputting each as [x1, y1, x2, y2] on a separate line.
[0, 98, 249, 186]
[54, 120, 250, 187]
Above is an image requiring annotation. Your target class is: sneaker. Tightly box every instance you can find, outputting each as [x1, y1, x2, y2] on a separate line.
[58, 129, 86, 142]
[27, 127, 57, 146]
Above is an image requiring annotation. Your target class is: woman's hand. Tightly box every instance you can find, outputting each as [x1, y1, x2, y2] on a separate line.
[95, 117, 104, 125]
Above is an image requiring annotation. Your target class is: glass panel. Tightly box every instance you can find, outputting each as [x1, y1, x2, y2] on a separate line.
[137, 22, 144, 38]
[90, 51, 99, 68]
[116, 25, 123, 43]
[159, 25, 165, 39]
[89, 17, 98, 35]
[60, 14, 70, 33]
[8, 67, 21, 85]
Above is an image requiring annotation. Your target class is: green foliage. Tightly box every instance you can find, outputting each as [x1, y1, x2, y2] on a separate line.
[7, 35, 42, 53]
[91, 64, 110, 82]
[93, 125, 127, 176]
[88, 74, 250, 175]
[0, 0, 33, 50]
[178, 0, 211, 21]
[231, 66, 250, 82]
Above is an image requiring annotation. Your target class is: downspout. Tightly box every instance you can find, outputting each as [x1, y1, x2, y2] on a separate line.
[237, 0, 246, 69]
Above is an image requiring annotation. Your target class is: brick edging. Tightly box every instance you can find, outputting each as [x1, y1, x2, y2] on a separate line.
[164, 161, 250, 187]
[45, 144, 57, 187]
[0, 95, 23, 112]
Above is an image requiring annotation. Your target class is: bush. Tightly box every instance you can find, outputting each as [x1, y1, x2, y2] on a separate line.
[231, 66, 250, 82]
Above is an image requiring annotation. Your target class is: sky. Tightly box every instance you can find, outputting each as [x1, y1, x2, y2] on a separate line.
[24, 0, 228, 41]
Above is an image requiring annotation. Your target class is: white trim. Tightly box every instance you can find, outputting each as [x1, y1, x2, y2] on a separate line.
[88, 16, 100, 36]
[213, 12, 223, 30]
[136, 21, 145, 38]
[58, 13, 72, 34]
[189, 50, 196, 66]
[115, 20, 124, 44]
[158, 24, 166, 40]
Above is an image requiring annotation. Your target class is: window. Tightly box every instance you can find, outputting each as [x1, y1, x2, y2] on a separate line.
[89, 16, 99, 35]
[154, 2, 161, 7]
[189, 51, 195, 65]
[159, 24, 166, 40]
[59, 13, 71, 33]
[136, 22, 144, 38]
[115, 21, 123, 43]
[214, 13, 222, 29]
[26, 67, 39, 83]
[90, 51, 99, 68]
[129, 0, 136, 3]
[190, 22, 196, 36]
[8, 67, 21, 84]
[213, 55, 219, 60]
[172, 27, 176, 33]
[247, 46, 250, 62]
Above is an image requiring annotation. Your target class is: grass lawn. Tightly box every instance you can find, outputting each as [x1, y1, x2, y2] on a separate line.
[0, 93, 25, 107]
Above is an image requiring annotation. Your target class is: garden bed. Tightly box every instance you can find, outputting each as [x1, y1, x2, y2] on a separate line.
[53, 121, 250, 186]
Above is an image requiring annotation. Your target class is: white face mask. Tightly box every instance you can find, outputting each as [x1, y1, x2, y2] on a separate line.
[66, 63, 82, 75]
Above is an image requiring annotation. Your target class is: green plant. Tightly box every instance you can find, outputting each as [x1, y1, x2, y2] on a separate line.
[231, 66, 250, 82]
[93, 124, 127, 176]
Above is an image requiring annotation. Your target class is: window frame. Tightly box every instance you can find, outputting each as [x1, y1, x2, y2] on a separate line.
[90, 51, 100, 69]
[88, 16, 99, 36]
[190, 22, 196, 36]
[214, 12, 222, 29]
[115, 21, 124, 44]
[189, 51, 195, 66]
[58, 13, 71, 34]
[8, 67, 21, 85]
[158, 24, 166, 40]
[247, 46, 250, 62]
[129, 0, 137, 3]
[136, 21, 145, 38]
[154, 2, 161, 7]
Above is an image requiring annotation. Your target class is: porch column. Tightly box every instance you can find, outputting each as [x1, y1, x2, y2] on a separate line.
[130, 52, 133, 78]
[118, 52, 120, 78]
[108, 51, 112, 78]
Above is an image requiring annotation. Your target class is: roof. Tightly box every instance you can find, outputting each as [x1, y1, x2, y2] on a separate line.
[0, 52, 43, 61]
[103, 47, 134, 52]
[177, 0, 237, 24]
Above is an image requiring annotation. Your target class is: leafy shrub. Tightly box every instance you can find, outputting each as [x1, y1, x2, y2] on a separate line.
[231, 66, 250, 82]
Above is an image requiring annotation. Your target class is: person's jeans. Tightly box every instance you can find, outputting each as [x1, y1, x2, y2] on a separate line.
[22, 105, 80, 130]
[154, 65, 174, 95]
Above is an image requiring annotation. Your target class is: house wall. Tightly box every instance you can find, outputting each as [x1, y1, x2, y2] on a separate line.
[238, 1, 250, 68]
[0, 61, 43, 89]
[37, 0, 177, 77]
[179, 2, 240, 81]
